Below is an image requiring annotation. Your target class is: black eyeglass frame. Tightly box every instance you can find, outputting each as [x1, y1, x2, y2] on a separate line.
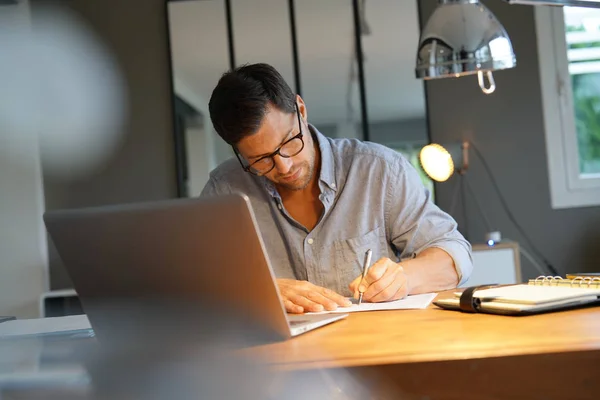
[234, 104, 304, 176]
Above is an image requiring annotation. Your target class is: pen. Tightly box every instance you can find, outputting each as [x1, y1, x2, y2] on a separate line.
[358, 249, 372, 306]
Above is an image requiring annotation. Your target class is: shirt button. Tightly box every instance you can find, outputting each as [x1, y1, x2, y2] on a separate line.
[277, 203, 282, 210]
[307, 238, 314, 245]
[331, 183, 336, 188]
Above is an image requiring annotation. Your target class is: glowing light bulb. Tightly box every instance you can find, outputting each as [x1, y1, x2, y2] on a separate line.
[419, 144, 455, 182]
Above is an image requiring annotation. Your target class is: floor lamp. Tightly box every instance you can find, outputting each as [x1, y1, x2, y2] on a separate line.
[418, 141, 495, 242]
[418, 141, 559, 276]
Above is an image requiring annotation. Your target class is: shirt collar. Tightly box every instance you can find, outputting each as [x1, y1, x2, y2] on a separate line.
[311, 124, 337, 192]
[261, 176, 279, 199]
[259, 124, 338, 198]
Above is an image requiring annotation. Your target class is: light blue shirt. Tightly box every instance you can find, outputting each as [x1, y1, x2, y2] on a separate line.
[201, 126, 473, 296]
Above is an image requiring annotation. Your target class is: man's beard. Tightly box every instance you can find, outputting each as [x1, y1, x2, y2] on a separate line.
[275, 161, 314, 191]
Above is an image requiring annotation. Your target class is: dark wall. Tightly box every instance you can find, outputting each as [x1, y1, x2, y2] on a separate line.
[419, 0, 600, 278]
[32, 0, 178, 289]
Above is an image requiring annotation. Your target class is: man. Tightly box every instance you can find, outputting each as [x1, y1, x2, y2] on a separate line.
[201, 63, 472, 314]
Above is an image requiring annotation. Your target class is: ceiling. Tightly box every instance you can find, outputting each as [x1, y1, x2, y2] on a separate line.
[168, 0, 426, 125]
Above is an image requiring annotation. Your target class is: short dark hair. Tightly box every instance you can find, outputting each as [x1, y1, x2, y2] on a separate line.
[208, 63, 296, 145]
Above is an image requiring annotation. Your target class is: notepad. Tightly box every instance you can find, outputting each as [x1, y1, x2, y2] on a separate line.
[470, 284, 600, 305]
[434, 275, 600, 315]
[0, 315, 93, 339]
[308, 293, 437, 315]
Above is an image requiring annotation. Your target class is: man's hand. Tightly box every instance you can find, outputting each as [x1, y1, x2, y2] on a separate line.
[348, 257, 409, 303]
[277, 279, 352, 314]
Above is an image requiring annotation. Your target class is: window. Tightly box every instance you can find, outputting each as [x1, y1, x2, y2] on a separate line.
[536, 5, 600, 208]
[392, 143, 435, 201]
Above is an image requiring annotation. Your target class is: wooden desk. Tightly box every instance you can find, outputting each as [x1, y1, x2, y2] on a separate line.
[245, 295, 600, 399]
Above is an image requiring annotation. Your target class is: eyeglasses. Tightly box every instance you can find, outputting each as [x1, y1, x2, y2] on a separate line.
[234, 105, 304, 176]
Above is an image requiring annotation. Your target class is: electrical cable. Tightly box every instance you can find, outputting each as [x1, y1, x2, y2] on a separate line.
[504, 238, 549, 277]
[464, 174, 494, 232]
[470, 142, 560, 276]
[460, 174, 470, 241]
[449, 175, 462, 217]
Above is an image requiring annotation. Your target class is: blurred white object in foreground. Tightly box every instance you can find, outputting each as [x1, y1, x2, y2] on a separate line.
[0, 4, 127, 180]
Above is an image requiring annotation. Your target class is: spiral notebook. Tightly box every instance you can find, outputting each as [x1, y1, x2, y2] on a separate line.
[434, 275, 600, 315]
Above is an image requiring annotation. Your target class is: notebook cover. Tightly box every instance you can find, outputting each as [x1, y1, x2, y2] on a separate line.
[434, 287, 600, 316]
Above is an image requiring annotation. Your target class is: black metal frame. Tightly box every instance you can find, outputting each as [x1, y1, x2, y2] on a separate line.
[288, 0, 302, 96]
[224, 0, 236, 70]
[164, 0, 406, 196]
[416, 0, 436, 199]
[164, 0, 185, 197]
[351, 0, 370, 142]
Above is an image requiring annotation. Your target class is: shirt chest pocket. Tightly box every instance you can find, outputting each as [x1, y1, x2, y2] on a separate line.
[333, 226, 389, 296]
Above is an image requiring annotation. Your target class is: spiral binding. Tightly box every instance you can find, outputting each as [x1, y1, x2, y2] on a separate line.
[529, 275, 600, 289]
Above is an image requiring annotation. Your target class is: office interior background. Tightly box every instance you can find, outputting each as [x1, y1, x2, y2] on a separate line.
[1, 0, 600, 319]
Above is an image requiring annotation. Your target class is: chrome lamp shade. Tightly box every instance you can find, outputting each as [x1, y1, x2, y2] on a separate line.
[415, 0, 516, 93]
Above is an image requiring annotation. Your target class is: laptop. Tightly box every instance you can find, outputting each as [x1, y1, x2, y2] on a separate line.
[43, 193, 347, 342]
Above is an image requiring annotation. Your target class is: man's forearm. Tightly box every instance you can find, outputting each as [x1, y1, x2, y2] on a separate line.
[401, 247, 459, 294]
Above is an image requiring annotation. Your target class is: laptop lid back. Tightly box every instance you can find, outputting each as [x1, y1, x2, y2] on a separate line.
[43, 193, 291, 343]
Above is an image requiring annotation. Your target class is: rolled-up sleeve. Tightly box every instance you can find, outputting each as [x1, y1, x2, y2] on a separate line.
[385, 155, 473, 285]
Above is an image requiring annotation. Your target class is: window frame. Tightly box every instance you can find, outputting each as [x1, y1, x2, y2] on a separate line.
[535, 5, 600, 209]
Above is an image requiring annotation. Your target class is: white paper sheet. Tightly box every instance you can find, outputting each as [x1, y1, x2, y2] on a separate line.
[307, 293, 437, 315]
[0, 315, 92, 338]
